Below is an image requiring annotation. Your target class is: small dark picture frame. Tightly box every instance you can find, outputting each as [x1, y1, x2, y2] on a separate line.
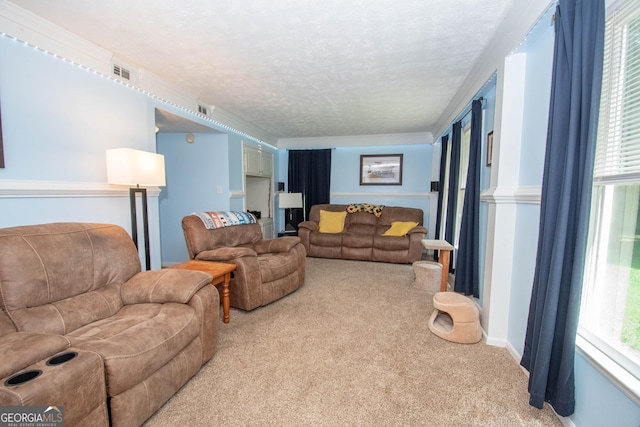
[360, 154, 403, 185]
[486, 131, 494, 166]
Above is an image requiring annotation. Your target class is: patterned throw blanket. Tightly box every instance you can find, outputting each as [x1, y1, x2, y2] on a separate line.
[191, 211, 257, 229]
[346, 203, 385, 217]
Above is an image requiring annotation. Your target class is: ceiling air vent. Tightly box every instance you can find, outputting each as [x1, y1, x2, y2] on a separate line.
[113, 64, 131, 80]
[197, 102, 214, 117]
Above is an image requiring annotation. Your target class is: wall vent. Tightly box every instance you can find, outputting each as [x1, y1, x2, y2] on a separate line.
[197, 102, 214, 116]
[113, 64, 131, 80]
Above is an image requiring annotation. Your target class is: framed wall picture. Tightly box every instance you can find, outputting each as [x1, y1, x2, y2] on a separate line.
[360, 154, 403, 185]
[486, 131, 494, 166]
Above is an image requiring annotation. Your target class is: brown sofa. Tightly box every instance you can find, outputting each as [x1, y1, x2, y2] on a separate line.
[182, 214, 306, 311]
[0, 223, 219, 427]
[298, 204, 427, 264]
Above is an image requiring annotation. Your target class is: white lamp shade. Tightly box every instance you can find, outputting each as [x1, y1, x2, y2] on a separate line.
[106, 148, 166, 186]
[278, 192, 303, 209]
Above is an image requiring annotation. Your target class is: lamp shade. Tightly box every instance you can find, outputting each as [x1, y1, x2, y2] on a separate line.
[278, 192, 303, 209]
[106, 148, 166, 186]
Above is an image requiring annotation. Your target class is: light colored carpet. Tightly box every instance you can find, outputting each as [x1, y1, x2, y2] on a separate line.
[144, 258, 562, 426]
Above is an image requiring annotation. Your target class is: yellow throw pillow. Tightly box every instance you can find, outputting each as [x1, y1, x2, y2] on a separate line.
[318, 210, 347, 233]
[382, 221, 418, 236]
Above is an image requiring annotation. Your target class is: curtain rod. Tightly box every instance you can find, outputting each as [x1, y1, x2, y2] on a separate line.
[452, 96, 484, 128]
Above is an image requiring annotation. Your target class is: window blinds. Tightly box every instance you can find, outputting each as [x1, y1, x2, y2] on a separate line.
[594, 1, 640, 181]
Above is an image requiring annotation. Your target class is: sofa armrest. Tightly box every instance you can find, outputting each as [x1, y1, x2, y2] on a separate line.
[0, 332, 71, 380]
[298, 221, 318, 232]
[408, 225, 428, 235]
[195, 246, 257, 261]
[253, 236, 301, 254]
[121, 269, 212, 305]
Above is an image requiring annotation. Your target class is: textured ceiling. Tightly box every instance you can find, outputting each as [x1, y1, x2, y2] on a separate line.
[10, 0, 516, 139]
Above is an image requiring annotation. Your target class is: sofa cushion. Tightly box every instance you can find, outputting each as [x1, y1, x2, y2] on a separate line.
[343, 233, 374, 248]
[0, 223, 139, 334]
[309, 230, 343, 247]
[319, 210, 347, 233]
[382, 221, 419, 236]
[373, 234, 411, 251]
[0, 310, 15, 337]
[9, 284, 124, 335]
[182, 216, 263, 259]
[67, 302, 200, 396]
[345, 223, 376, 235]
[259, 251, 301, 284]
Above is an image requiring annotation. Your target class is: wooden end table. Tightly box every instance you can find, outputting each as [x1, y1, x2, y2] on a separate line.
[421, 239, 454, 292]
[168, 260, 236, 324]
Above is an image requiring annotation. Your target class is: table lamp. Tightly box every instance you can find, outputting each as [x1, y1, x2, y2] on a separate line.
[278, 192, 303, 233]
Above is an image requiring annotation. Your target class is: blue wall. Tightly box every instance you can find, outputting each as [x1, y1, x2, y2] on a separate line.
[157, 132, 230, 264]
[0, 34, 162, 268]
[276, 143, 433, 234]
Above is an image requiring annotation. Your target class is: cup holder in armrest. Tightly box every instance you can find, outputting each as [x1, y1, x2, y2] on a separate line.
[4, 370, 42, 386]
[46, 351, 78, 366]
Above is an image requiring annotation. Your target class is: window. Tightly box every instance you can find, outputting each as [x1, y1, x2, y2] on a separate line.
[579, 0, 640, 395]
[454, 122, 472, 249]
[437, 138, 452, 239]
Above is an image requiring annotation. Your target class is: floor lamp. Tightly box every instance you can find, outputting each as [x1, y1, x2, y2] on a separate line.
[106, 148, 166, 270]
[278, 192, 303, 233]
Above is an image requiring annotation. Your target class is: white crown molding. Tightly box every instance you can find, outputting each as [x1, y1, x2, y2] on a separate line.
[139, 69, 199, 113]
[331, 191, 433, 200]
[481, 186, 541, 204]
[0, 180, 161, 198]
[0, 1, 113, 74]
[432, 0, 555, 139]
[210, 108, 278, 146]
[278, 132, 433, 149]
[0, 1, 277, 147]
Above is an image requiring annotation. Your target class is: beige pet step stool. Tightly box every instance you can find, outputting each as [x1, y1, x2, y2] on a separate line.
[412, 261, 442, 293]
[428, 292, 482, 344]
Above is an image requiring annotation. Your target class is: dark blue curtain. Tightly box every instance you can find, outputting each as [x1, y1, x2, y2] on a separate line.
[288, 149, 332, 228]
[433, 135, 449, 261]
[520, 0, 604, 417]
[454, 100, 482, 297]
[444, 121, 462, 271]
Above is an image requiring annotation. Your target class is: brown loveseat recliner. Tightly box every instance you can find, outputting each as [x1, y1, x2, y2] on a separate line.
[0, 223, 219, 427]
[299, 204, 427, 264]
[182, 214, 306, 311]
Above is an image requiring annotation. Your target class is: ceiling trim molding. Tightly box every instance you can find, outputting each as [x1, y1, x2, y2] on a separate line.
[210, 108, 278, 146]
[432, 0, 556, 139]
[0, 180, 161, 198]
[0, 0, 113, 74]
[278, 132, 433, 149]
[0, 1, 277, 146]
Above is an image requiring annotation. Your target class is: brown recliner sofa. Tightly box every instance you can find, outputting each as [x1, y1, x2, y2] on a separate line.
[182, 214, 306, 311]
[0, 223, 219, 427]
[298, 204, 427, 264]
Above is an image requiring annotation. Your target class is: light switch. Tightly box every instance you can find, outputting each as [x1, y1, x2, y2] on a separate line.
[216, 186, 222, 194]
